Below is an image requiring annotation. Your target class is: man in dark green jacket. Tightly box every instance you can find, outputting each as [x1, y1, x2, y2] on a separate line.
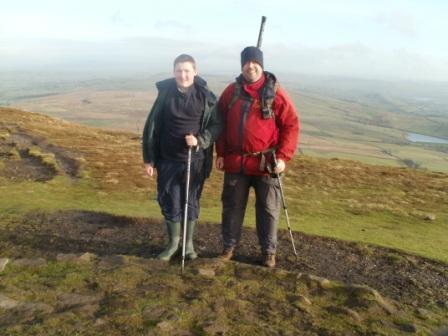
[142, 54, 221, 261]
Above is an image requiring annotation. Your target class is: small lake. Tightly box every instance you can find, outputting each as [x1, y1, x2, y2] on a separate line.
[407, 132, 448, 144]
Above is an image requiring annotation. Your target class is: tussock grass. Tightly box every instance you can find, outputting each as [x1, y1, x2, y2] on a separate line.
[27, 146, 60, 173]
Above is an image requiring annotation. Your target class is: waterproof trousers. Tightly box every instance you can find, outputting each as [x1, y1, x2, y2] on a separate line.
[156, 158, 205, 223]
[221, 173, 281, 255]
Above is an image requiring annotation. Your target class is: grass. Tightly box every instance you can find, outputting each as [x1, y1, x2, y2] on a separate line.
[0, 176, 159, 221]
[27, 146, 60, 173]
[1, 107, 447, 263]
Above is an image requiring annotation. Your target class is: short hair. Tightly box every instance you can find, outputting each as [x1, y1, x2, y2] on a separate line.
[173, 54, 196, 69]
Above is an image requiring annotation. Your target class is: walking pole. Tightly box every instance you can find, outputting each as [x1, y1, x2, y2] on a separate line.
[181, 146, 192, 274]
[272, 152, 298, 257]
[257, 16, 267, 48]
[256, 16, 297, 257]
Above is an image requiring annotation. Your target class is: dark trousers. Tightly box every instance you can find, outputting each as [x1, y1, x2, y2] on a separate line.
[157, 159, 205, 223]
[221, 173, 281, 255]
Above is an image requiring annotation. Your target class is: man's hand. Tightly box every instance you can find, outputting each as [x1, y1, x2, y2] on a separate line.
[145, 163, 154, 177]
[274, 159, 285, 174]
[216, 157, 224, 171]
[185, 134, 198, 147]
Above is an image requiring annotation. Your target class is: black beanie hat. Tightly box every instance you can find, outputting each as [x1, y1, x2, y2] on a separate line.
[241, 46, 264, 68]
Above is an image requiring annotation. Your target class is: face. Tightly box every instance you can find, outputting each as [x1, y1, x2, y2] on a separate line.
[174, 61, 197, 90]
[242, 61, 263, 83]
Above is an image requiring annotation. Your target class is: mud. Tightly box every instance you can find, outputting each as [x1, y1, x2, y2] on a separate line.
[0, 127, 81, 181]
[1, 210, 447, 309]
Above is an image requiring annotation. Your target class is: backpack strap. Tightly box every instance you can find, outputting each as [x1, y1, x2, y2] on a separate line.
[228, 82, 242, 112]
[228, 73, 279, 120]
[261, 75, 279, 119]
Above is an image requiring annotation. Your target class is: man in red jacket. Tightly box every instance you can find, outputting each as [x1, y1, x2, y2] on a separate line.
[216, 46, 300, 268]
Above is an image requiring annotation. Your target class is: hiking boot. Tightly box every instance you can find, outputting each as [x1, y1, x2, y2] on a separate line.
[263, 254, 276, 268]
[218, 247, 234, 261]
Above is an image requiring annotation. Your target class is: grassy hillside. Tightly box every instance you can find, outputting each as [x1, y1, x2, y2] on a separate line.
[1, 107, 447, 262]
[1, 108, 447, 334]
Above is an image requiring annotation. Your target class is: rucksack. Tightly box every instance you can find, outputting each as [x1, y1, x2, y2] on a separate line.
[228, 71, 279, 119]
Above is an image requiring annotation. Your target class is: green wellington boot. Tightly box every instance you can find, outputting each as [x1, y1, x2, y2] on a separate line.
[185, 220, 198, 260]
[157, 220, 181, 261]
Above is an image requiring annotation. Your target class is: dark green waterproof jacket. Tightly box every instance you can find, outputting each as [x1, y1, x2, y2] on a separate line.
[142, 76, 222, 178]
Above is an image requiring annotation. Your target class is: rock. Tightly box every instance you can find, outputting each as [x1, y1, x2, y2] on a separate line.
[0, 293, 20, 309]
[156, 321, 174, 333]
[327, 306, 362, 322]
[290, 294, 313, 313]
[20, 302, 54, 318]
[142, 306, 165, 321]
[94, 318, 107, 327]
[56, 293, 100, 311]
[0, 258, 9, 272]
[78, 252, 96, 263]
[202, 320, 230, 335]
[98, 255, 125, 269]
[297, 294, 312, 306]
[235, 266, 261, 280]
[56, 253, 79, 262]
[424, 214, 436, 221]
[301, 274, 333, 290]
[416, 307, 431, 320]
[346, 285, 396, 315]
[106, 178, 119, 184]
[196, 268, 216, 278]
[56, 293, 100, 318]
[0, 301, 54, 326]
[12, 258, 46, 267]
[288, 294, 312, 306]
[57, 252, 96, 263]
[395, 322, 418, 333]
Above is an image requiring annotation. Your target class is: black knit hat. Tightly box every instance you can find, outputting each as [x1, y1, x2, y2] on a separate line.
[241, 46, 264, 68]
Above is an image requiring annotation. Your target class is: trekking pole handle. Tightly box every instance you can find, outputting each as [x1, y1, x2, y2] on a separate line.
[185, 133, 197, 148]
[257, 16, 267, 48]
[272, 150, 278, 168]
[270, 151, 282, 178]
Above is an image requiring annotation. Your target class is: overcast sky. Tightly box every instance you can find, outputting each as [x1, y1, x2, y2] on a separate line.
[1, 0, 447, 81]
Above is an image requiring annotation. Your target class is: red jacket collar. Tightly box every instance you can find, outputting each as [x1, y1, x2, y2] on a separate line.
[242, 73, 266, 99]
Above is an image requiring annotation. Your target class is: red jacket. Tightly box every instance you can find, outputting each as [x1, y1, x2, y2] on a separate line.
[216, 72, 300, 175]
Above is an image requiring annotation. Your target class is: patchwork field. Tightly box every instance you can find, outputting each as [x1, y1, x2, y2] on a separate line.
[4, 72, 447, 173]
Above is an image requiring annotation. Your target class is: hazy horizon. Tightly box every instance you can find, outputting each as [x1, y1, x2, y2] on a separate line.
[1, 1, 448, 82]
